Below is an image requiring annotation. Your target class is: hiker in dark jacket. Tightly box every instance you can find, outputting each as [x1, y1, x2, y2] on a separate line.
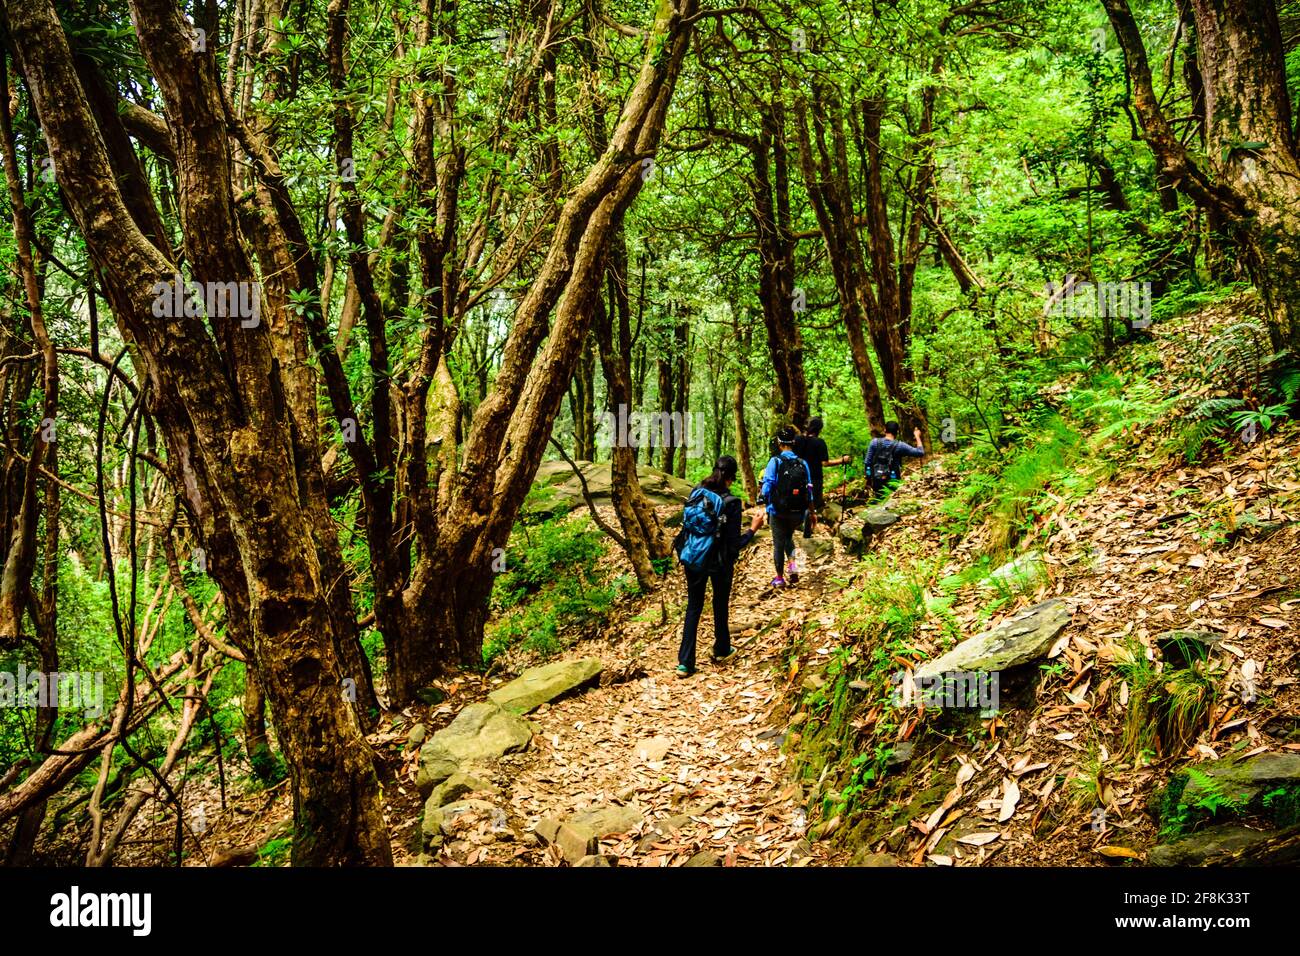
[677, 456, 764, 678]
[760, 426, 814, 588]
[793, 416, 851, 533]
[865, 420, 925, 495]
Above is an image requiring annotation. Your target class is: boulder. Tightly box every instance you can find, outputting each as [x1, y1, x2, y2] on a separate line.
[863, 507, 900, 534]
[575, 854, 612, 867]
[534, 818, 562, 844]
[820, 502, 843, 524]
[913, 598, 1071, 682]
[1156, 629, 1222, 668]
[488, 658, 603, 714]
[802, 536, 835, 561]
[416, 702, 533, 794]
[528, 460, 693, 512]
[569, 804, 644, 838]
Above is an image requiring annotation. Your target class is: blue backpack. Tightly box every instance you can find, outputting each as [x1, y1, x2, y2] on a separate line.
[674, 487, 727, 572]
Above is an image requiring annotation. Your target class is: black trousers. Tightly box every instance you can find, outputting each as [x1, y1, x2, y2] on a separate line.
[770, 514, 802, 576]
[678, 562, 734, 671]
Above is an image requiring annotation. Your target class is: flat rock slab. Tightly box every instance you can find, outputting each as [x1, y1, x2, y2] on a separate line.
[488, 658, 603, 714]
[1180, 753, 1300, 808]
[1149, 825, 1275, 866]
[416, 702, 533, 793]
[914, 598, 1071, 681]
[569, 804, 644, 838]
[985, 551, 1048, 588]
[863, 507, 900, 531]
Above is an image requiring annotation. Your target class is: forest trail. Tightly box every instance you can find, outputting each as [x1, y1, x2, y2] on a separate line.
[403, 524, 852, 867]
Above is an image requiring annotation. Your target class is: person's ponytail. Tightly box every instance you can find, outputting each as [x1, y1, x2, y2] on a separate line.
[701, 455, 739, 492]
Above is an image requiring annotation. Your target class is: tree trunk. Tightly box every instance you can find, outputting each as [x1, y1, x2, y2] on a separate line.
[674, 311, 689, 479]
[1104, 0, 1300, 350]
[6, 0, 392, 865]
[793, 96, 887, 435]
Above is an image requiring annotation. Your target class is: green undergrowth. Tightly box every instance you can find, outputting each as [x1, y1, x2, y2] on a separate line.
[484, 511, 637, 664]
[786, 554, 959, 843]
[1157, 768, 1300, 843]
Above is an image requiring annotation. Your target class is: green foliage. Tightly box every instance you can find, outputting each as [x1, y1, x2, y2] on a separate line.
[1113, 636, 1160, 760]
[941, 414, 1087, 557]
[484, 516, 634, 663]
[254, 835, 293, 868]
[1159, 768, 1247, 841]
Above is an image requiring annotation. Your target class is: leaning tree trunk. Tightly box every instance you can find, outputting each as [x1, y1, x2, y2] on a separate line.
[1104, 0, 1300, 350]
[383, 0, 698, 688]
[595, 287, 660, 587]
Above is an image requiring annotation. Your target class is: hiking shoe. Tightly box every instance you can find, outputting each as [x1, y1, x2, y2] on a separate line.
[786, 559, 800, 584]
[712, 648, 737, 664]
[770, 576, 786, 589]
[675, 665, 693, 679]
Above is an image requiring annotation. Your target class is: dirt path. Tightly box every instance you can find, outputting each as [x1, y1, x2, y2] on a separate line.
[427, 528, 850, 867]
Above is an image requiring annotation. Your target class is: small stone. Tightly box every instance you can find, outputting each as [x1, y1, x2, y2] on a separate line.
[886, 741, 915, 771]
[684, 850, 720, 867]
[575, 854, 611, 867]
[556, 822, 599, 864]
[427, 771, 499, 809]
[407, 723, 427, 747]
[569, 804, 644, 838]
[534, 817, 562, 845]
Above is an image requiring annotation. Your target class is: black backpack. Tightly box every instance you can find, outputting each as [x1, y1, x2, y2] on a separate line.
[771, 455, 808, 514]
[868, 439, 900, 488]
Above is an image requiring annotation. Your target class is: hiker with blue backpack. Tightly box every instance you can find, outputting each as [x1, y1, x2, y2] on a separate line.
[673, 456, 764, 678]
[865, 421, 926, 496]
[760, 426, 815, 589]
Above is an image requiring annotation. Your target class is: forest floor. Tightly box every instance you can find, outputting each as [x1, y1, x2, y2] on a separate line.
[389, 514, 857, 867]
